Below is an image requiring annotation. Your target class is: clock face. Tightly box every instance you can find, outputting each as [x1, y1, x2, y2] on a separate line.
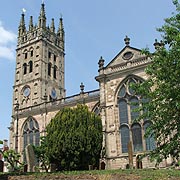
[51, 88, 57, 99]
[23, 87, 30, 97]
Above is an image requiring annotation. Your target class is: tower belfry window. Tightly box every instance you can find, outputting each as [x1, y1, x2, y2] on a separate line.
[29, 61, 33, 73]
[54, 65, 57, 79]
[25, 52, 27, 59]
[30, 50, 33, 57]
[48, 63, 52, 76]
[54, 55, 56, 62]
[48, 51, 51, 59]
[23, 63, 27, 74]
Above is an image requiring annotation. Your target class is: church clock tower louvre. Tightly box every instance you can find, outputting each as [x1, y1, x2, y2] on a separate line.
[9, 3, 65, 152]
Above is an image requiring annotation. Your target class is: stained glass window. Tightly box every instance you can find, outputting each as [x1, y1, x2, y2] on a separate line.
[118, 76, 146, 153]
[23, 117, 40, 149]
[119, 85, 126, 97]
[120, 125, 130, 153]
[132, 123, 143, 152]
[119, 99, 128, 124]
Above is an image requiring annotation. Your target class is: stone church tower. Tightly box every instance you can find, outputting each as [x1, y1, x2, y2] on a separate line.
[10, 3, 65, 154]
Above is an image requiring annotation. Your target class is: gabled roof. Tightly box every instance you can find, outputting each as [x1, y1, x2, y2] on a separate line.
[105, 45, 143, 68]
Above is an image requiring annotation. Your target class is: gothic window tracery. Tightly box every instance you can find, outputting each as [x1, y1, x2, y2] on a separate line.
[92, 102, 100, 116]
[23, 117, 40, 149]
[118, 76, 153, 153]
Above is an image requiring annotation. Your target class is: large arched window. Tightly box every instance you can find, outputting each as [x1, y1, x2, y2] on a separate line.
[132, 123, 143, 152]
[118, 76, 144, 153]
[120, 125, 130, 153]
[23, 117, 40, 149]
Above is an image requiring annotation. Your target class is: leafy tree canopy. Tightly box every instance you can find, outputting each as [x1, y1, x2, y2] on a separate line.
[135, 0, 180, 164]
[45, 104, 103, 171]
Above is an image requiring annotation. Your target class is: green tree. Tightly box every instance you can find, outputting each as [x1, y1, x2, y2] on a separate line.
[3, 149, 24, 172]
[33, 137, 50, 172]
[0, 140, 24, 172]
[45, 104, 103, 171]
[135, 0, 180, 164]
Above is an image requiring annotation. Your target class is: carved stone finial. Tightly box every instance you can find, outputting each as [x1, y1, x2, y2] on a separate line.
[98, 56, 105, 70]
[80, 82, 84, 93]
[160, 40, 165, 47]
[153, 39, 161, 50]
[124, 35, 130, 46]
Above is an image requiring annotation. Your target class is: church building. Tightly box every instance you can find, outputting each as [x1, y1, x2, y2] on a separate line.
[9, 3, 168, 169]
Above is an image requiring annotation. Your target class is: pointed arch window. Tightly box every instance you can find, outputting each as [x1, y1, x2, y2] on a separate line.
[118, 85, 126, 97]
[23, 117, 40, 149]
[23, 63, 27, 75]
[118, 76, 146, 153]
[48, 63, 52, 76]
[54, 65, 57, 79]
[54, 54, 56, 62]
[29, 61, 33, 73]
[25, 52, 28, 59]
[92, 103, 100, 116]
[30, 50, 33, 57]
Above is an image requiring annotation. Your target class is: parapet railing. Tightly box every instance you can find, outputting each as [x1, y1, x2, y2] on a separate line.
[14, 89, 100, 117]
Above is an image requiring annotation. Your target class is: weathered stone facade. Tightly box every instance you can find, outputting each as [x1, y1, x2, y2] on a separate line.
[9, 3, 170, 170]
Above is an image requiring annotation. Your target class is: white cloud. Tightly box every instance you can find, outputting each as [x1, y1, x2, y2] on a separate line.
[0, 46, 15, 60]
[0, 21, 16, 60]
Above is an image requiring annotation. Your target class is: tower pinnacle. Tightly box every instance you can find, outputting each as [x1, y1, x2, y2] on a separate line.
[38, 3, 46, 28]
[57, 17, 64, 40]
[18, 12, 26, 36]
[50, 18, 55, 33]
[29, 16, 34, 31]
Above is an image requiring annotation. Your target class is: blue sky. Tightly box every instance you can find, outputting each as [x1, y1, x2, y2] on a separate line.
[0, 0, 176, 142]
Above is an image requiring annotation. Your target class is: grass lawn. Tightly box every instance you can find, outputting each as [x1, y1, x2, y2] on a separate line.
[0, 169, 180, 180]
